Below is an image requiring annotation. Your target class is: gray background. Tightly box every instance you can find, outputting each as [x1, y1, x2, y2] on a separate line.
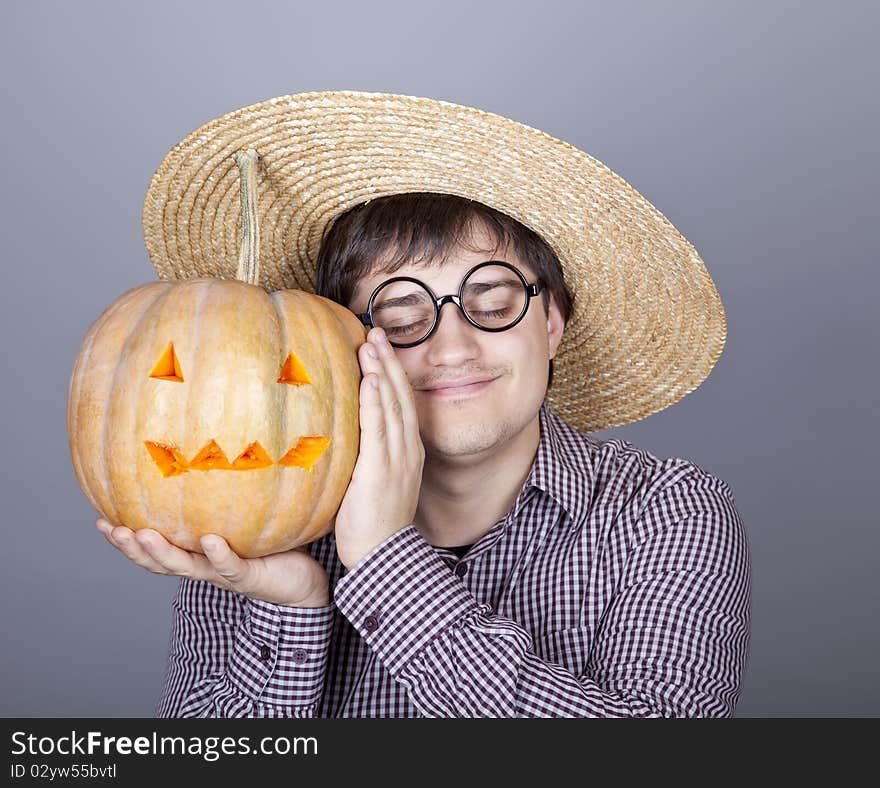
[1, 0, 876, 717]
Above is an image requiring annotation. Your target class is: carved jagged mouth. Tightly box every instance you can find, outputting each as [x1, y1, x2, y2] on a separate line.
[144, 437, 331, 477]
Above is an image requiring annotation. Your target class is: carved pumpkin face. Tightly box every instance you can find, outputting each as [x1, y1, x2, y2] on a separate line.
[143, 343, 331, 476]
[67, 278, 364, 558]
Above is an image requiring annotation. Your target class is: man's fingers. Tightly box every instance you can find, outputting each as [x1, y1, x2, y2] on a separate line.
[373, 328, 420, 441]
[359, 369, 382, 421]
[135, 529, 220, 582]
[99, 521, 167, 575]
[360, 329, 406, 455]
[357, 342, 389, 444]
[200, 535, 253, 589]
[96, 518, 226, 585]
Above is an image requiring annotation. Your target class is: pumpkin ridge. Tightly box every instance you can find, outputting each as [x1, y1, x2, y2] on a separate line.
[299, 292, 337, 537]
[318, 300, 365, 543]
[263, 288, 297, 550]
[104, 283, 178, 526]
[176, 280, 214, 543]
[69, 284, 164, 521]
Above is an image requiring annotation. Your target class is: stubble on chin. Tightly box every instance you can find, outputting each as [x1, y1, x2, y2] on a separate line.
[419, 414, 519, 459]
[412, 366, 527, 459]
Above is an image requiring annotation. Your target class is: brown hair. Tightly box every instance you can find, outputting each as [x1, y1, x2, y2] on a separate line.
[316, 192, 572, 314]
[314, 192, 574, 385]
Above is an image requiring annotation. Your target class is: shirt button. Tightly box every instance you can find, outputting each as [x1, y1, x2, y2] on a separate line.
[291, 648, 308, 664]
[454, 562, 468, 578]
[364, 615, 379, 633]
[259, 645, 272, 662]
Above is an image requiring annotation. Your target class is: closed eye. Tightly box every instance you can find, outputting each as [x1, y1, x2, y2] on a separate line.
[385, 319, 432, 337]
[470, 308, 511, 319]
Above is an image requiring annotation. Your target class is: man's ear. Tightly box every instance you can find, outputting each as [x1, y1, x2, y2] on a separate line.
[546, 293, 565, 359]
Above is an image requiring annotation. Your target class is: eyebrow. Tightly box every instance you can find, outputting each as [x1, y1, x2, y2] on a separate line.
[371, 291, 433, 313]
[463, 278, 519, 294]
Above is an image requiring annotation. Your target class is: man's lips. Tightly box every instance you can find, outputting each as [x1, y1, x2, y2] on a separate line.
[418, 376, 500, 395]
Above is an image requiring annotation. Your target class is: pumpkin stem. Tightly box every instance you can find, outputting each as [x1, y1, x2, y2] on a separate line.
[233, 149, 260, 286]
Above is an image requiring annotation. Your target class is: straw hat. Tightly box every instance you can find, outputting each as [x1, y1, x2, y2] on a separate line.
[142, 89, 726, 434]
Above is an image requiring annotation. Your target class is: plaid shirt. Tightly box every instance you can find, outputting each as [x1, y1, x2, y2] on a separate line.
[157, 402, 751, 718]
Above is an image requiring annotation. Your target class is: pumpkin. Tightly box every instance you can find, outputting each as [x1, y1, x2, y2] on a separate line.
[66, 150, 364, 557]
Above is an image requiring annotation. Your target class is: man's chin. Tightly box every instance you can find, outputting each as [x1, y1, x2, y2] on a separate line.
[420, 420, 515, 460]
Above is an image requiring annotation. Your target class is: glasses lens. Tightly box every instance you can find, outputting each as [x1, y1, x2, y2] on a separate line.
[369, 279, 435, 344]
[461, 264, 528, 329]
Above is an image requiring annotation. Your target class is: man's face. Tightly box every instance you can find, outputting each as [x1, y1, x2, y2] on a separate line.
[347, 224, 565, 462]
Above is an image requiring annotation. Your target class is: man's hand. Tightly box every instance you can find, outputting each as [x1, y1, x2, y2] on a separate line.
[334, 327, 425, 570]
[96, 518, 330, 607]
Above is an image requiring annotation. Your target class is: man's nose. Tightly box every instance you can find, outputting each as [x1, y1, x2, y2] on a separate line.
[422, 301, 481, 364]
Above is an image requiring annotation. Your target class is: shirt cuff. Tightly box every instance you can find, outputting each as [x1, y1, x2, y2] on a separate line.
[333, 525, 484, 676]
[226, 598, 334, 708]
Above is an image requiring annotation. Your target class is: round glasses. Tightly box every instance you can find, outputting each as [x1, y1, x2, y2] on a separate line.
[356, 261, 543, 348]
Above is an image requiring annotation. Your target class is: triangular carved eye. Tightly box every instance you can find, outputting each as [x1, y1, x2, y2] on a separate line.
[150, 343, 184, 382]
[278, 352, 312, 385]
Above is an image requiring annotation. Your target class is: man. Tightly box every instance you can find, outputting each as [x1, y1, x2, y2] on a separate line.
[98, 91, 750, 717]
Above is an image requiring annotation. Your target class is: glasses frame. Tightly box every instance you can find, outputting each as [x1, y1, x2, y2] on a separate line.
[356, 261, 543, 348]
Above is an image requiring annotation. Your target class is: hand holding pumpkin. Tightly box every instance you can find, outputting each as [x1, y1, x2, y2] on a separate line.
[89, 324, 422, 596]
[96, 518, 330, 607]
[68, 279, 365, 558]
[333, 327, 425, 571]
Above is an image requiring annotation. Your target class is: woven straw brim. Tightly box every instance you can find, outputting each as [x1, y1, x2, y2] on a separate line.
[142, 90, 726, 434]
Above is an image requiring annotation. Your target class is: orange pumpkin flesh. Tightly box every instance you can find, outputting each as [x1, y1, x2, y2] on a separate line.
[277, 352, 312, 385]
[230, 441, 274, 471]
[143, 442, 190, 477]
[278, 436, 333, 471]
[150, 343, 184, 382]
[67, 278, 365, 558]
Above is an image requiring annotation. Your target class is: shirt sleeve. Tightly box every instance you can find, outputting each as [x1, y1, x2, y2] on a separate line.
[332, 475, 751, 718]
[155, 577, 335, 718]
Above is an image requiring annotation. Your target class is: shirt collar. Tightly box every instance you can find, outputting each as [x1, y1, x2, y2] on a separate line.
[516, 400, 598, 528]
